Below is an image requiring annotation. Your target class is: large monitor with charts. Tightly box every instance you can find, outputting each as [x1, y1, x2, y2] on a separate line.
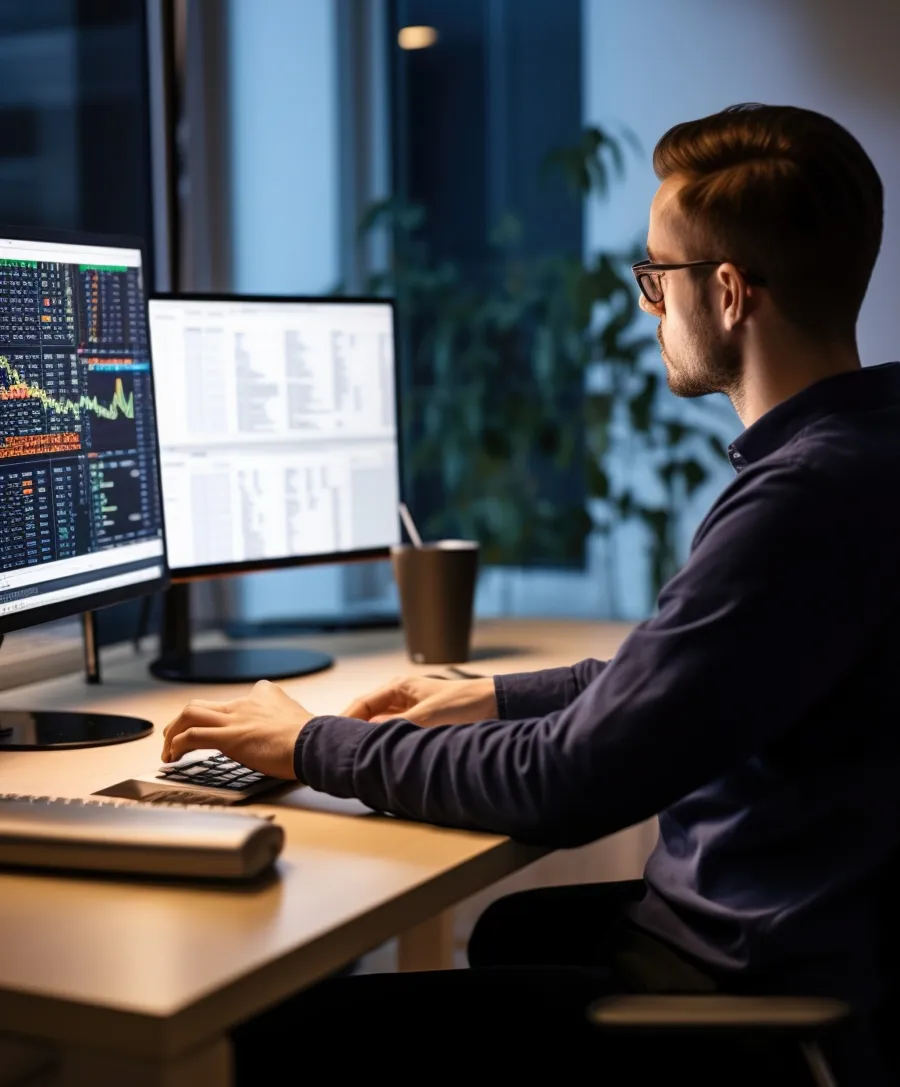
[147, 294, 401, 682]
[0, 228, 167, 749]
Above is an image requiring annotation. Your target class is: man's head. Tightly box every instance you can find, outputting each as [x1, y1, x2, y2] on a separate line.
[639, 103, 883, 403]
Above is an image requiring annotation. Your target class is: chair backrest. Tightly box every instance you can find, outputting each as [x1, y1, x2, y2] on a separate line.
[872, 852, 900, 1083]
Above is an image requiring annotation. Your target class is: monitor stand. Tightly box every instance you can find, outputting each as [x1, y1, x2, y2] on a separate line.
[148, 584, 334, 684]
[0, 622, 154, 750]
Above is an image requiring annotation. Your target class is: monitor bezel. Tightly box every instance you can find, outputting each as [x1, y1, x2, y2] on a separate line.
[148, 291, 404, 583]
[0, 225, 170, 636]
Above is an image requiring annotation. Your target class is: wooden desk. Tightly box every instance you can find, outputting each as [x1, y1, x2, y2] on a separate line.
[0, 618, 645, 1086]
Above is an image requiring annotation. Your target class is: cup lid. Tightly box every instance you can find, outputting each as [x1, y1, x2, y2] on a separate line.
[391, 539, 478, 552]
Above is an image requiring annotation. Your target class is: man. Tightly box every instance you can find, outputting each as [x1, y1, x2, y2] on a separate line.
[164, 104, 895, 1084]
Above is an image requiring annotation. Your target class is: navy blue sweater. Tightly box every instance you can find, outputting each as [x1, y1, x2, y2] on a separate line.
[297, 363, 900, 1060]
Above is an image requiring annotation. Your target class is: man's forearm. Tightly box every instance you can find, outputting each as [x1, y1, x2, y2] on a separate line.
[293, 461, 887, 850]
[295, 709, 604, 845]
[495, 658, 609, 719]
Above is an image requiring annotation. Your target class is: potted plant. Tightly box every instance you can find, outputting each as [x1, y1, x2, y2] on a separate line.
[345, 124, 731, 615]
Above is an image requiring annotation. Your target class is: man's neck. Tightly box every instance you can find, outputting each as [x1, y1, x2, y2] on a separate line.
[731, 343, 862, 428]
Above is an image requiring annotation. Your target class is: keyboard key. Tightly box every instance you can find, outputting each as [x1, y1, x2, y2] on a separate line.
[149, 756, 275, 794]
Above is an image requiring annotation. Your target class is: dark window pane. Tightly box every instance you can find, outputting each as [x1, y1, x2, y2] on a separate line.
[0, 2, 150, 244]
[0, 1, 154, 646]
[0, 2, 74, 35]
[388, 0, 587, 569]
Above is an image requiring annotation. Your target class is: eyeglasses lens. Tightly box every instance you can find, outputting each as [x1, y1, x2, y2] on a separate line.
[640, 273, 663, 304]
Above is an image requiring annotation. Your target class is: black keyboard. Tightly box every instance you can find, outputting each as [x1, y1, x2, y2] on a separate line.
[156, 753, 272, 792]
[92, 752, 287, 806]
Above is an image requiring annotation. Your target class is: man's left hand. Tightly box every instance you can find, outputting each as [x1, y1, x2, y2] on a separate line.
[161, 679, 314, 778]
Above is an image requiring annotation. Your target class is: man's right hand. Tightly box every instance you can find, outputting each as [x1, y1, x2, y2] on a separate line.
[340, 675, 498, 728]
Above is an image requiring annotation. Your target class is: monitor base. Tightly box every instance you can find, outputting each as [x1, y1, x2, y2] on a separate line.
[223, 613, 399, 638]
[148, 647, 334, 684]
[0, 711, 153, 750]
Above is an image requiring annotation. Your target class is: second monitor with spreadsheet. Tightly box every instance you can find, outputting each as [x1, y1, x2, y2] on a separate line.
[148, 295, 401, 575]
[146, 294, 401, 682]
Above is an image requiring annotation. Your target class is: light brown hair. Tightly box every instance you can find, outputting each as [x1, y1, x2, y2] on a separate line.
[653, 103, 883, 341]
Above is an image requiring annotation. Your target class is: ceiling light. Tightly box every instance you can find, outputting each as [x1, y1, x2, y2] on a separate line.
[398, 25, 438, 50]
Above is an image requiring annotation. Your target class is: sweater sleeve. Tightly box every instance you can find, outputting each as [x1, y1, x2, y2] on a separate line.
[494, 659, 609, 718]
[294, 463, 892, 848]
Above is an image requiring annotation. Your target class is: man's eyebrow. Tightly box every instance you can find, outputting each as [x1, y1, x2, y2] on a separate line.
[645, 243, 657, 261]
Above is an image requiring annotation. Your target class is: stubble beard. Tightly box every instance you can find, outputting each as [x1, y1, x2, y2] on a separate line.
[659, 315, 741, 401]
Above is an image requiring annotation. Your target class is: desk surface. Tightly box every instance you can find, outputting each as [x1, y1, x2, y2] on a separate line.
[0, 617, 632, 1060]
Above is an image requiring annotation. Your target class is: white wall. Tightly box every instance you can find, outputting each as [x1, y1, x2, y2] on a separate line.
[583, 0, 900, 364]
[582, 0, 900, 615]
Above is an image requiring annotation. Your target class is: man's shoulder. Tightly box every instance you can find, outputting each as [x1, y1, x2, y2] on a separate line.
[696, 413, 900, 551]
[727, 400, 900, 490]
[779, 406, 900, 489]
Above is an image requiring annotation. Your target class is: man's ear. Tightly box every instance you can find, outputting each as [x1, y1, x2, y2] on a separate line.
[717, 263, 753, 331]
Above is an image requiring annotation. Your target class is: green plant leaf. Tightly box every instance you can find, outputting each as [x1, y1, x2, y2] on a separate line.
[681, 458, 708, 495]
[664, 421, 686, 445]
[585, 391, 613, 459]
[585, 391, 613, 424]
[708, 434, 730, 461]
[355, 197, 396, 237]
[354, 123, 732, 580]
[605, 141, 626, 181]
[659, 462, 676, 487]
[619, 124, 642, 156]
[629, 372, 658, 432]
[537, 421, 560, 456]
[587, 459, 610, 499]
[639, 505, 668, 539]
[489, 212, 523, 248]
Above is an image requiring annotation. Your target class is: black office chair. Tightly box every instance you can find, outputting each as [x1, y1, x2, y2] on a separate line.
[473, 878, 895, 1082]
[588, 992, 848, 1086]
[586, 863, 900, 1085]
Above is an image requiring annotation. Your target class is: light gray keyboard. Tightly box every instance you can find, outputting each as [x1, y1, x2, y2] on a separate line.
[0, 793, 284, 880]
[0, 791, 262, 814]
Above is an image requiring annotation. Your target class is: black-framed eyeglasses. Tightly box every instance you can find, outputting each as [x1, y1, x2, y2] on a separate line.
[631, 259, 767, 305]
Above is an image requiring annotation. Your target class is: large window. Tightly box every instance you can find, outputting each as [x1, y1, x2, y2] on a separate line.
[3, 0, 893, 651]
[218, 0, 605, 633]
[221, 0, 364, 630]
[0, 1, 152, 245]
[386, 0, 591, 615]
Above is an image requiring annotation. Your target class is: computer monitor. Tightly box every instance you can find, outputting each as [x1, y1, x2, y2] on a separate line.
[0, 228, 167, 748]
[147, 294, 401, 682]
